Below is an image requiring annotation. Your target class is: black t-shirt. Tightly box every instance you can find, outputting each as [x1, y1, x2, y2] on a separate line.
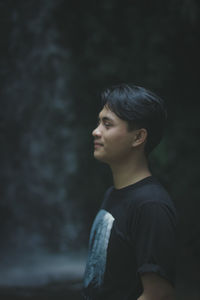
[83, 176, 177, 300]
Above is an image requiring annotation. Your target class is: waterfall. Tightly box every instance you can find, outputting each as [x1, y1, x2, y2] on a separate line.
[0, 1, 84, 282]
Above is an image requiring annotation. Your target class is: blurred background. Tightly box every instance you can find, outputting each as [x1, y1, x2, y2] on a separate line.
[0, 0, 199, 299]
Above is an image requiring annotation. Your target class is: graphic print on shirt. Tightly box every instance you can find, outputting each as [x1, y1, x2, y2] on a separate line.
[84, 209, 115, 288]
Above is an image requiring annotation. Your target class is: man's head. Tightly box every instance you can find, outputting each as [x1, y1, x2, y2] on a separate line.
[100, 84, 167, 155]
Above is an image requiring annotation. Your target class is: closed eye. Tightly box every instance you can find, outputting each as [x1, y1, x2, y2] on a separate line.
[103, 122, 112, 128]
[97, 116, 113, 128]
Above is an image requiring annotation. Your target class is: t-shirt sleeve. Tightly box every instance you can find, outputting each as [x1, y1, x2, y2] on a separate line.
[131, 201, 177, 285]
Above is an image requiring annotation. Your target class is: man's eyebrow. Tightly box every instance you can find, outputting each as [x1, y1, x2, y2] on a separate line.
[98, 116, 114, 122]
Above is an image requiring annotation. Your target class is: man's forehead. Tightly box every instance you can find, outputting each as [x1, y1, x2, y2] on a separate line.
[98, 106, 116, 120]
[98, 106, 130, 129]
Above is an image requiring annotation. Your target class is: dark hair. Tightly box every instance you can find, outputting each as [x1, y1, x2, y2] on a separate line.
[101, 83, 167, 155]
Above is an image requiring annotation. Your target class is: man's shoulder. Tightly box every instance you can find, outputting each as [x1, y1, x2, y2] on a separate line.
[136, 177, 171, 200]
[127, 178, 177, 229]
[126, 176, 175, 211]
[101, 177, 176, 215]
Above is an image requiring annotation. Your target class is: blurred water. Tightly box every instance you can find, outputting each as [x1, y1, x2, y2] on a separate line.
[0, 0, 83, 273]
[0, 252, 86, 287]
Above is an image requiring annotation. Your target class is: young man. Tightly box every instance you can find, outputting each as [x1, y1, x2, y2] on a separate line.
[83, 84, 177, 300]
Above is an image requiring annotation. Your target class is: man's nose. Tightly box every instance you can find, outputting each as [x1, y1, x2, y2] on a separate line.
[92, 125, 101, 137]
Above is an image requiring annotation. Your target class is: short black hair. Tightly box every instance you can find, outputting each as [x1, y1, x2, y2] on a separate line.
[101, 83, 167, 155]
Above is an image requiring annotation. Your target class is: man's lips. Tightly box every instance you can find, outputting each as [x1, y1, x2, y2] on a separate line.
[94, 141, 104, 148]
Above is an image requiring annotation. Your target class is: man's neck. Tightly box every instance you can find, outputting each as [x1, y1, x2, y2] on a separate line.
[110, 153, 151, 190]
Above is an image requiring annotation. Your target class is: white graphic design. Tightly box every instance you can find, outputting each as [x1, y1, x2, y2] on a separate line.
[84, 209, 115, 288]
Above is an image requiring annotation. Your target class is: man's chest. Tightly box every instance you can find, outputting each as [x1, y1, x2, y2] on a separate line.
[84, 207, 137, 289]
[104, 215, 137, 284]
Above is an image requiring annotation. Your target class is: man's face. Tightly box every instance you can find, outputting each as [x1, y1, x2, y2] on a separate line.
[92, 106, 136, 165]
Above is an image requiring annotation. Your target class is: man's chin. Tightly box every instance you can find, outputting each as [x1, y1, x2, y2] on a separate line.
[93, 152, 107, 163]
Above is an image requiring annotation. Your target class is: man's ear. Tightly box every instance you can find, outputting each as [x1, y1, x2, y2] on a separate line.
[132, 128, 147, 148]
